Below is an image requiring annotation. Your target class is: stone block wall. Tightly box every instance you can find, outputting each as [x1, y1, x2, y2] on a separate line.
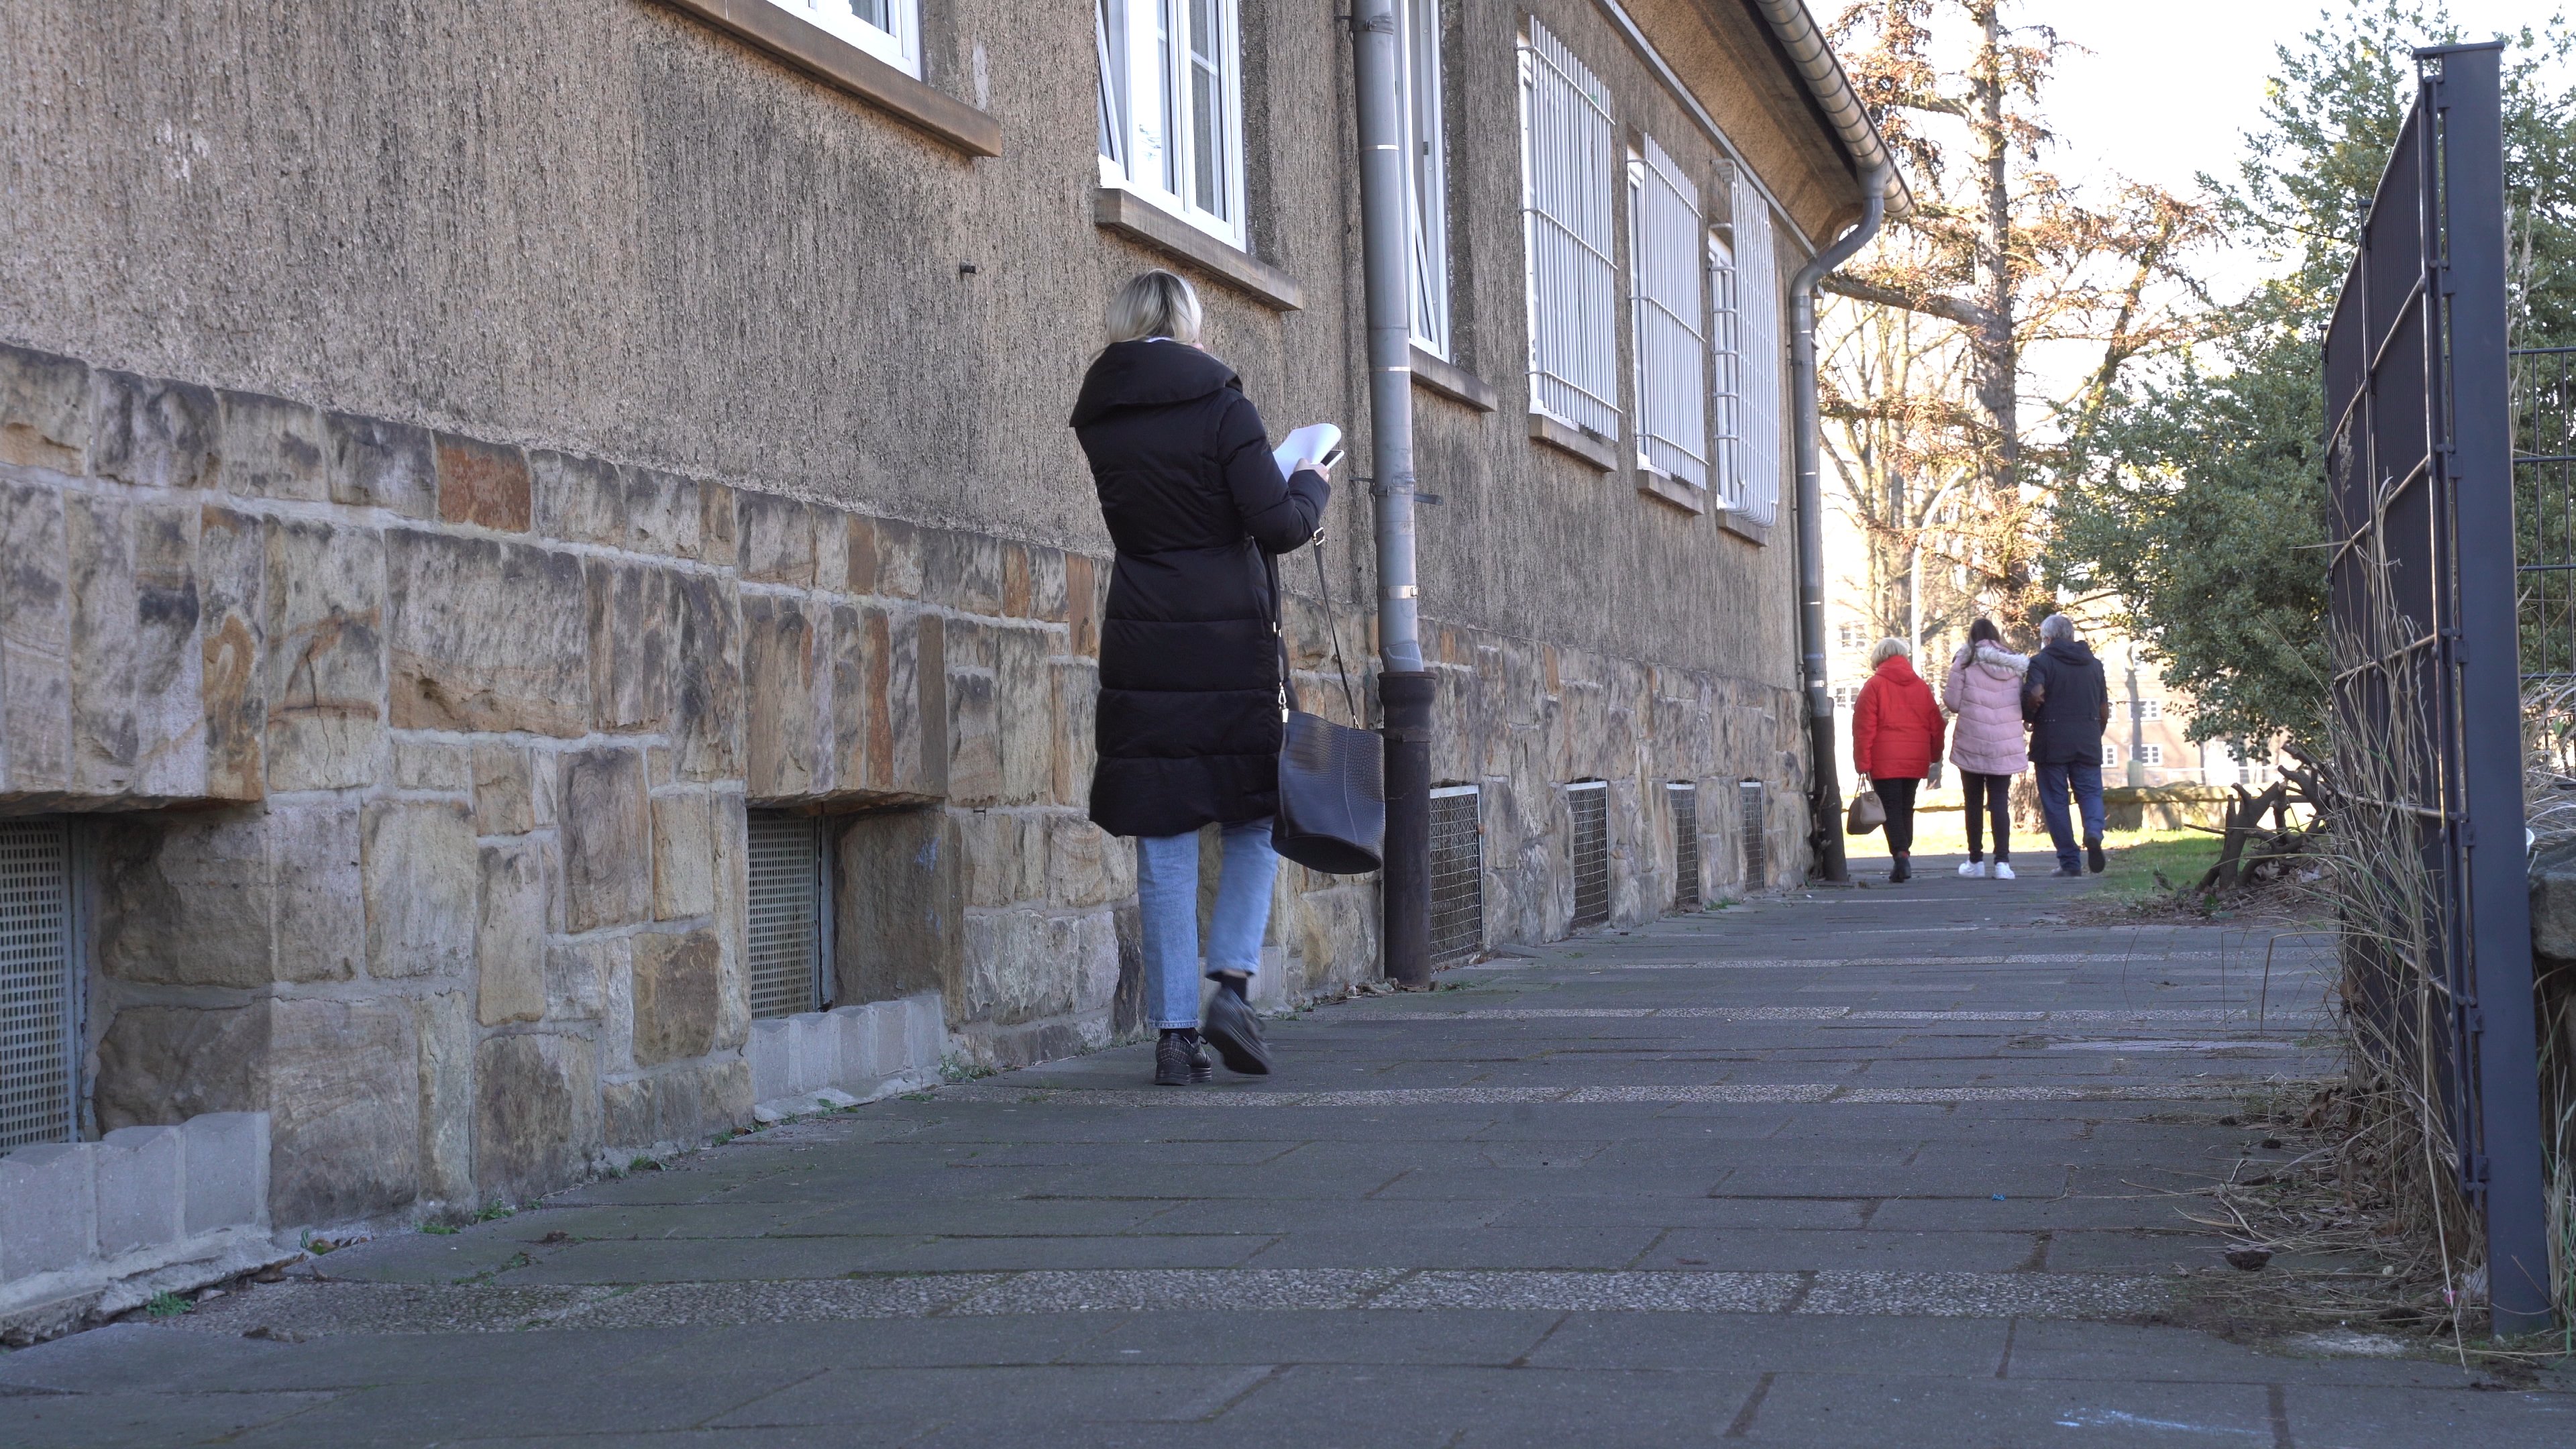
[0, 337, 1801, 1237]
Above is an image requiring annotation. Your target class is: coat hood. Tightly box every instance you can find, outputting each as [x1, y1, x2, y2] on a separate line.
[1874, 653, 1923, 684]
[1966, 641, 2029, 682]
[2040, 638, 2098, 669]
[1069, 339, 1241, 426]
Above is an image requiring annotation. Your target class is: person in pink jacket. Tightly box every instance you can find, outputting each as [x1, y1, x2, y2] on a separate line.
[1943, 617, 2029, 879]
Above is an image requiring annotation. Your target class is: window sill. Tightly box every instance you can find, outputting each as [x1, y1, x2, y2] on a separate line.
[658, 0, 1002, 157]
[1092, 189, 1303, 312]
[1719, 511, 1773, 545]
[1636, 468, 1707, 515]
[1527, 413, 1618, 472]
[1409, 347, 1497, 413]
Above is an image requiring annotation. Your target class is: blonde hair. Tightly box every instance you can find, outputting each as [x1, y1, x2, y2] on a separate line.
[1106, 270, 1202, 345]
[1868, 637, 1912, 666]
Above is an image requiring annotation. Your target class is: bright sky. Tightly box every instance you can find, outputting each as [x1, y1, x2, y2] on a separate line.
[2047, 0, 2558, 208]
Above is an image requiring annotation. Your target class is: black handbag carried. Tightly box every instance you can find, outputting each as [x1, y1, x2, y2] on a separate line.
[1270, 539, 1385, 874]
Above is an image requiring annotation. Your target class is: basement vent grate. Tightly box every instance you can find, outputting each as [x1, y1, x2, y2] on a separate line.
[1429, 786, 1484, 964]
[1739, 780, 1769, 890]
[0, 818, 75, 1155]
[1668, 783, 1701, 910]
[1568, 782, 1609, 928]
[746, 812, 828, 1020]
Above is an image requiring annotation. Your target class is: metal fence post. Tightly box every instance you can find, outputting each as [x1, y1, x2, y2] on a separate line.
[2427, 40, 2554, 1336]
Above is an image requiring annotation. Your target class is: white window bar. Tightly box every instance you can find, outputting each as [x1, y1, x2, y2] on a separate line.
[1400, 0, 1451, 357]
[0, 818, 76, 1155]
[1629, 136, 1707, 488]
[746, 813, 830, 1021]
[1097, 0, 1246, 249]
[1719, 168, 1783, 524]
[1708, 227, 1744, 509]
[1518, 21, 1619, 439]
[765, 0, 920, 78]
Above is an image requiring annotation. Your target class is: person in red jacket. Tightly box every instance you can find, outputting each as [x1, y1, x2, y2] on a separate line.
[1851, 637, 1948, 883]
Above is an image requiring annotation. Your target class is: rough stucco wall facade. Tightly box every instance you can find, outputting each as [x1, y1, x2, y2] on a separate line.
[0, 0, 1864, 1231]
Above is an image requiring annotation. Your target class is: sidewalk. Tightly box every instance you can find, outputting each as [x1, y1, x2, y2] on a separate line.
[6, 856, 2571, 1446]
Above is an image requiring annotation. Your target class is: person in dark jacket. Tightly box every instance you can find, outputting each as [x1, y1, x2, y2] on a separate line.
[1850, 637, 1947, 883]
[2022, 612, 2113, 876]
[1070, 270, 1329, 1087]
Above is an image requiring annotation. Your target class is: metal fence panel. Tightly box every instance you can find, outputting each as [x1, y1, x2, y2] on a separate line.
[1668, 783, 1700, 909]
[2325, 42, 2550, 1332]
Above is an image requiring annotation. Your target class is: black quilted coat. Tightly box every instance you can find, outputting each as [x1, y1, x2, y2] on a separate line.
[1070, 340, 1330, 839]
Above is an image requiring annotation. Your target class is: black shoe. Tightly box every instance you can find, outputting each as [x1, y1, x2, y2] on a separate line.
[1154, 1031, 1201, 1087]
[2085, 839, 2106, 873]
[1203, 989, 1273, 1075]
[2052, 866, 2085, 878]
[1888, 853, 1911, 884]
[1187, 1035, 1214, 1083]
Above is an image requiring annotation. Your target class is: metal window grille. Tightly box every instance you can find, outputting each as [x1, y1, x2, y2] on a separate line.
[745, 812, 828, 1021]
[1518, 21, 1619, 439]
[1737, 780, 1768, 890]
[1428, 786, 1483, 963]
[1401, 0, 1450, 356]
[1568, 781, 1609, 928]
[1717, 170, 1782, 523]
[1668, 783, 1701, 910]
[1629, 137, 1707, 487]
[1, 818, 76, 1155]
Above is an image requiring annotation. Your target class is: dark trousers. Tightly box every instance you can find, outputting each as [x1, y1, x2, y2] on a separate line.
[1874, 777, 1921, 855]
[2035, 761, 2107, 871]
[1960, 771, 2012, 862]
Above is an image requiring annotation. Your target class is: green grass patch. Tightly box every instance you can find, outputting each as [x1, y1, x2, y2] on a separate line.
[421, 1222, 460, 1236]
[2087, 828, 2224, 903]
[143, 1291, 193, 1318]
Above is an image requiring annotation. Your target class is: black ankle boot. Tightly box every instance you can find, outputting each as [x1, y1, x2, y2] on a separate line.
[1203, 983, 1272, 1075]
[1155, 1029, 1210, 1086]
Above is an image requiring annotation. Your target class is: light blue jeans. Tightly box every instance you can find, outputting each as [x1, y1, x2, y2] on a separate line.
[1135, 820, 1279, 1030]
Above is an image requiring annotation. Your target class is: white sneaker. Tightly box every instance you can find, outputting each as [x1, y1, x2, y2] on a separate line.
[1993, 861, 2016, 880]
[1957, 859, 1987, 879]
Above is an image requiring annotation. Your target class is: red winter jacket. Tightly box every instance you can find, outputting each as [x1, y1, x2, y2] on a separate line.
[1851, 653, 1947, 782]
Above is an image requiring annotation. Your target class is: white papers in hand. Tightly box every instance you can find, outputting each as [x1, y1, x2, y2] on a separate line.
[1273, 423, 1342, 480]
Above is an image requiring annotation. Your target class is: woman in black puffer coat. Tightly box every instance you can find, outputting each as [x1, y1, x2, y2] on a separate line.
[1069, 270, 1330, 1087]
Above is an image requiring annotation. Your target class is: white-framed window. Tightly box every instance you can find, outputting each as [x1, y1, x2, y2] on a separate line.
[1518, 19, 1619, 439]
[2132, 697, 2164, 720]
[1714, 170, 1782, 523]
[1832, 683, 1858, 710]
[2101, 743, 2120, 769]
[1399, 0, 1451, 357]
[767, 0, 920, 77]
[1628, 136, 1707, 488]
[2139, 744, 2165, 767]
[1836, 621, 1862, 651]
[1097, 0, 1248, 249]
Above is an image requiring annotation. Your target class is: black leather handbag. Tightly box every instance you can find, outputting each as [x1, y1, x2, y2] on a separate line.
[1270, 541, 1385, 875]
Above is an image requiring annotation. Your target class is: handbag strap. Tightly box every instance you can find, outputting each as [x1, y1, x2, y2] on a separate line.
[1307, 539, 1359, 721]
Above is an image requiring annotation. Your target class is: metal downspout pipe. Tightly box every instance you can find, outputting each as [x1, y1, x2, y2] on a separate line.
[1791, 164, 1890, 883]
[1351, 0, 1434, 986]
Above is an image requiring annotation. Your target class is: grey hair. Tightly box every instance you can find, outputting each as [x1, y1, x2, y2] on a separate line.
[1106, 269, 1202, 345]
[1868, 637, 1912, 666]
[2039, 613, 2076, 643]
